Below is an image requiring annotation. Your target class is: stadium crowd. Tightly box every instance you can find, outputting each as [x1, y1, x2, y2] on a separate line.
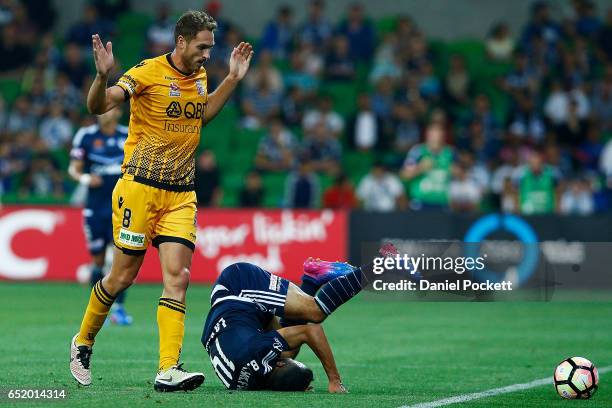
[1, 0, 612, 215]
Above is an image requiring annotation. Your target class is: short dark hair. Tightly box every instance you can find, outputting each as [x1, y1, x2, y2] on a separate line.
[263, 359, 313, 391]
[174, 10, 217, 43]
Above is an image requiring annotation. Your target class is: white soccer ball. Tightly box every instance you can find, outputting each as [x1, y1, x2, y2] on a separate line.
[553, 357, 599, 399]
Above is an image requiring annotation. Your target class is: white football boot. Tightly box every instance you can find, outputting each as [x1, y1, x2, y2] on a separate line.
[69, 334, 92, 386]
[154, 363, 205, 392]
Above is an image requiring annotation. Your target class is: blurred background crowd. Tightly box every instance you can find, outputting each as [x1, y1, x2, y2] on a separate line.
[1, 0, 612, 215]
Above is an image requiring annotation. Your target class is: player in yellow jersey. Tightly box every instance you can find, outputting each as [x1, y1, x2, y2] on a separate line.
[69, 10, 253, 392]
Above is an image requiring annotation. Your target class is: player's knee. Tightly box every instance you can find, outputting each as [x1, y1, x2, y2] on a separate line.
[307, 299, 326, 323]
[165, 266, 191, 289]
[105, 272, 135, 292]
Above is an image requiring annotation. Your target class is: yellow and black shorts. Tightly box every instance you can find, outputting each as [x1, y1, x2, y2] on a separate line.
[111, 177, 197, 255]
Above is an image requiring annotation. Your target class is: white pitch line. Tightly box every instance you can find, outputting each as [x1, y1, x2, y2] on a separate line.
[401, 365, 612, 408]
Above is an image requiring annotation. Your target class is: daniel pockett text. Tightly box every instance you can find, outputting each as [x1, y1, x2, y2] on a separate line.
[371, 254, 514, 292]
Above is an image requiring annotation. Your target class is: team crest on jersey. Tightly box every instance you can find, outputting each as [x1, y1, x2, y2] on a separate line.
[195, 80, 206, 96]
[169, 82, 181, 97]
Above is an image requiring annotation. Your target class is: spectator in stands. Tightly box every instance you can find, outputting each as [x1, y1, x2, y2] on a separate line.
[514, 150, 560, 215]
[559, 176, 594, 215]
[281, 86, 306, 127]
[556, 99, 589, 148]
[596, 8, 612, 63]
[590, 66, 612, 131]
[146, 2, 175, 56]
[347, 93, 381, 151]
[0, 23, 33, 73]
[283, 49, 319, 97]
[575, 126, 604, 172]
[419, 62, 441, 102]
[571, 0, 601, 39]
[21, 0, 57, 34]
[324, 35, 356, 81]
[203, 0, 232, 45]
[357, 161, 406, 212]
[401, 124, 455, 209]
[600, 137, 612, 188]
[293, 40, 324, 78]
[323, 172, 357, 209]
[486, 22, 515, 61]
[206, 25, 243, 89]
[284, 158, 320, 208]
[491, 147, 522, 207]
[500, 177, 519, 212]
[260, 5, 294, 59]
[6, 96, 37, 135]
[444, 54, 472, 108]
[39, 104, 73, 151]
[239, 170, 264, 208]
[371, 76, 396, 122]
[0, 0, 16, 25]
[520, 1, 561, 52]
[301, 119, 342, 175]
[19, 153, 65, 198]
[66, 4, 114, 49]
[11, 3, 36, 47]
[405, 33, 431, 74]
[303, 94, 344, 139]
[255, 118, 298, 172]
[195, 150, 222, 207]
[46, 73, 82, 120]
[244, 50, 284, 95]
[508, 95, 546, 145]
[299, 0, 332, 51]
[336, 2, 375, 62]
[392, 102, 420, 154]
[57, 42, 92, 90]
[449, 162, 482, 213]
[241, 75, 282, 129]
[25, 75, 49, 118]
[500, 53, 540, 96]
[370, 33, 402, 84]
[467, 94, 499, 140]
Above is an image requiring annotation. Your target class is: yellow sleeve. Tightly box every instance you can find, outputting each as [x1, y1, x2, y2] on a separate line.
[115, 60, 151, 99]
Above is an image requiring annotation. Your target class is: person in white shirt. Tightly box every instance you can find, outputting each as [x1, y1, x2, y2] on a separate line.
[356, 161, 406, 212]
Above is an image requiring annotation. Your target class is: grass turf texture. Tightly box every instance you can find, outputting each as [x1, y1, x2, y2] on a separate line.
[0, 282, 610, 407]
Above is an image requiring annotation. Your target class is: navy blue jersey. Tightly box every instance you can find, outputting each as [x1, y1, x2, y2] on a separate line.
[202, 263, 290, 390]
[70, 124, 128, 215]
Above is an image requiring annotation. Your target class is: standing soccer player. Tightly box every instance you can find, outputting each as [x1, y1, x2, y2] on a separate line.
[68, 107, 132, 325]
[69, 10, 253, 391]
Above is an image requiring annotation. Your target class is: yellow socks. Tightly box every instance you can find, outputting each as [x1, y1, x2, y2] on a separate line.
[157, 297, 186, 371]
[76, 281, 115, 347]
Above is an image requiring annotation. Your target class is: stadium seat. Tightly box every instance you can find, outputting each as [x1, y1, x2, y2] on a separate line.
[262, 173, 287, 207]
[0, 79, 22, 105]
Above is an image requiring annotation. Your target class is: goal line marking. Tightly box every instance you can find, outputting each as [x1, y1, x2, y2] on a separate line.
[400, 365, 612, 408]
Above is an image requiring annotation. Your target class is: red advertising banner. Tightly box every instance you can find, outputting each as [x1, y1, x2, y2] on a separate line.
[0, 206, 347, 283]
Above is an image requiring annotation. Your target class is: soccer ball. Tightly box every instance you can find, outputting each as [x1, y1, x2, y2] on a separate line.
[553, 357, 599, 399]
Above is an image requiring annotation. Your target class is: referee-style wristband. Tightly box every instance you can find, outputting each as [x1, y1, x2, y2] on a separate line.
[79, 174, 92, 186]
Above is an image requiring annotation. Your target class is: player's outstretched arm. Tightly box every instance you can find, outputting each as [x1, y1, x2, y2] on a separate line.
[277, 324, 347, 393]
[87, 34, 125, 114]
[204, 42, 253, 125]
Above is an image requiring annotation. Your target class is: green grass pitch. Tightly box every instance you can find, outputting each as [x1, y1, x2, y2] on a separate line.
[0, 282, 610, 407]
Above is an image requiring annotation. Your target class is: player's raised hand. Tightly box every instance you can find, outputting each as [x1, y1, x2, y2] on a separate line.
[92, 34, 114, 77]
[228, 42, 254, 80]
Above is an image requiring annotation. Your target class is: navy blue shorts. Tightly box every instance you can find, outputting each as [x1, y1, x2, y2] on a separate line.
[83, 210, 112, 255]
[210, 262, 290, 317]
